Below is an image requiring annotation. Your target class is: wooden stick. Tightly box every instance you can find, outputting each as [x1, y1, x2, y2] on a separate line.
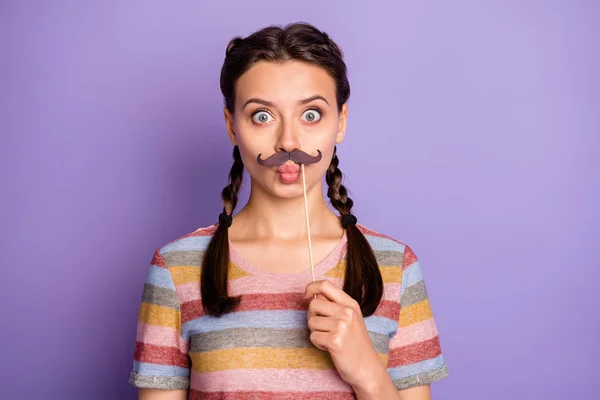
[301, 164, 316, 282]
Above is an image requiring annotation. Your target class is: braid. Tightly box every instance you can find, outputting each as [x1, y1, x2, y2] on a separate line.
[222, 146, 244, 215]
[326, 146, 383, 317]
[325, 147, 353, 215]
[201, 146, 244, 317]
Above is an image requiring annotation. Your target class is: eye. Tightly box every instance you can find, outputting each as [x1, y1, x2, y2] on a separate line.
[252, 110, 273, 124]
[301, 108, 322, 123]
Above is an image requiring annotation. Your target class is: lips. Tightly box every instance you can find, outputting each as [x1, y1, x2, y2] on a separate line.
[276, 163, 300, 174]
[276, 163, 301, 184]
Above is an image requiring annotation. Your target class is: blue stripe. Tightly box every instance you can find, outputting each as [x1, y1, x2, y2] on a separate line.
[161, 235, 212, 254]
[133, 361, 190, 377]
[364, 315, 401, 338]
[364, 235, 405, 252]
[182, 310, 306, 340]
[388, 355, 446, 380]
[182, 311, 399, 341]
[402, 261, 423, 295]
[145, 265, 175, 290]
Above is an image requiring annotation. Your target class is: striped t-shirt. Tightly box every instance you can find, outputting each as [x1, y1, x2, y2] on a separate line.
[129, 223, 449, 399]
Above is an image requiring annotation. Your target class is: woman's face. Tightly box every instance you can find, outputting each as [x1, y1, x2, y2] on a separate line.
[224, 60, 347, 200]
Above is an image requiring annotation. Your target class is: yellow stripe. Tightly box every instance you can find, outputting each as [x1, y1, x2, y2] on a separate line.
[138, 302, 180, 332]
[323, 260, 346, 279]
[190, 347, 387, 372]
[170, 262, 250, 285]
[324, 263, 403, 285]
[170, 266, 200, 285]
[398, 299, 433, 328]
[380, 266, 403, 284]
[227, 262, 252, 280]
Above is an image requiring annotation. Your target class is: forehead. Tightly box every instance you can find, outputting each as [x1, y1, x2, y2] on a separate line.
[235, 60, 336, 107]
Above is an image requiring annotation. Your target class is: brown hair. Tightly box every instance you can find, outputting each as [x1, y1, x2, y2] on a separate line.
[201, 22, 383, 317]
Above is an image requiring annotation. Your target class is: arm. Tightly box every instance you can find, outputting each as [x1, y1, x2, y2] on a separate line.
[398, 385, 431, 400]
[303, 281, 431, 400]
[384, 245, 449, 396]
[342, 245, 447, 400]
[139, 389, 188, 400]
[350, 359, 431, 400]
[129, 249, 191, 394]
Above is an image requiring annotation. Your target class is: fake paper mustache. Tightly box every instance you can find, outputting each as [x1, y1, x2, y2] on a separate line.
[256, 149, 322, 167]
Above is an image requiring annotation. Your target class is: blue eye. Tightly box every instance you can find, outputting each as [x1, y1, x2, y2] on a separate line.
[252, 111, 273, 124]
[301, 108, 322, 122]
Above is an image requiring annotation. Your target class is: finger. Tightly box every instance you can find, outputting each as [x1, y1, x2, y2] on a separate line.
[307, 316, 338, 332]
[307, 297, 344, 319]
[304, 293, 328, 313]
[305, 279, 359, 309]
[307, 293, 327, 303]
[309, 331, 329, 351]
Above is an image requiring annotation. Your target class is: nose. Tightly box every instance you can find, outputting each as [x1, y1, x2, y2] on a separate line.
[274, 118, 301, 153]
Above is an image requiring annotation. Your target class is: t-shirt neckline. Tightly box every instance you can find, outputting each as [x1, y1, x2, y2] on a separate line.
[228, 231, 347, 279]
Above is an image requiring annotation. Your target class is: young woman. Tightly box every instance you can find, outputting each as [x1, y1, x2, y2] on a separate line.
[130, 22, 449, 400]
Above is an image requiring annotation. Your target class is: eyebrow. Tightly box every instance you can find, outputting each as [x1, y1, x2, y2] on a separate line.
[242, 95, 329, 109]
[299, 95, 329, 105]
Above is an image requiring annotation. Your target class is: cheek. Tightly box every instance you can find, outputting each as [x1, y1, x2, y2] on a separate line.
[314, 118, 341, 145]
[235, 137, 270, 178]
[312, 127, 339, 158]
[234, 127, 262, 158]
[234, 122, 275, 151]
[237, 142, 259, 171]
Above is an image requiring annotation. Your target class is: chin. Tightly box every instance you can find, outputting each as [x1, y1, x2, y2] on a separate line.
[267, 182, 306, 199]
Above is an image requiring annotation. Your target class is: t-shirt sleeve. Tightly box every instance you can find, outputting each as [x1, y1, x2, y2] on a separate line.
[129, 248, 191, 390]
[386, 245, 449, 390]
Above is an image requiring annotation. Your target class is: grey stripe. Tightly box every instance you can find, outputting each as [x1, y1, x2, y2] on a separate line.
[190, 328, 391, 354]
[129, 371, 189, 390]
[393, 364, 449, 390]
[368, 330, 391, 354]
[141, 284, 179, 310]
[401, 281, 428, 307]
[162, 250, 204, 267]
[373, 250, 403, 267]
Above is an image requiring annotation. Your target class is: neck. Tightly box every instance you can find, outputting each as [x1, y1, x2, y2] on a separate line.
[234, 177, 338, 240]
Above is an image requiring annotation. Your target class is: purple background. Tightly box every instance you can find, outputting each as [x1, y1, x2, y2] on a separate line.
[1, 1, 598, 399]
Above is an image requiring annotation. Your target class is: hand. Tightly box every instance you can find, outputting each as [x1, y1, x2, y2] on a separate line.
[304, 279, 384, 389]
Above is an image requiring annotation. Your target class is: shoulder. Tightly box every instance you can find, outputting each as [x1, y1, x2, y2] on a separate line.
[356, 224, 422, 299]
[154, 223, 218, 266]
[356, 223, 417, 266]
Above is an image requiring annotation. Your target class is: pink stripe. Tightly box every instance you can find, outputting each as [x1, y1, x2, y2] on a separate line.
[389, 318, 439, 348]
[177, 275, 318, 301]
[190, 391, 355, 400]
[136, 322, 189, 353]
[177, 279, 401, 304]
[382, 282, 401, 301]
[178, 282, 201, 304]
[231, 275, 338, 295]
[191, 369, 354, 392]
